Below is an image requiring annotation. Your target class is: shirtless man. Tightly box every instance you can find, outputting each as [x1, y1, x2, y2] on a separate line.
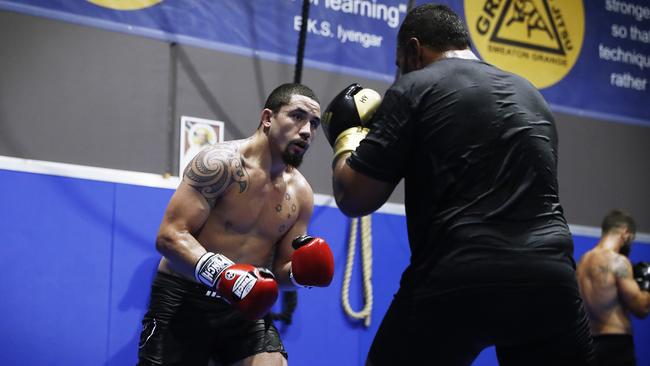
[137, 83, 335, 366]
[577, 210, 650, 366]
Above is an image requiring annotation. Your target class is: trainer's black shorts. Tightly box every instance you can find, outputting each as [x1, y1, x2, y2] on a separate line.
[137, 272, 287, 365]
[593, 334, 636, 366]
[368, 284, 594, 366]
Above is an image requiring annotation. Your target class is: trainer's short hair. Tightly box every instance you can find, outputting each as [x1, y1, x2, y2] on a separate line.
[601, 209, 636, 235]
[398, 4, 471, 52]
[264, 83, 319, 114]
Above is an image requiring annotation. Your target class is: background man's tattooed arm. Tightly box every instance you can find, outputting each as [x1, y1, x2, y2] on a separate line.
[183, 145, 250, 206]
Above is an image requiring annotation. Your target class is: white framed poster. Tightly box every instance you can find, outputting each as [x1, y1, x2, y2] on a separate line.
[179, 115, 225, 177]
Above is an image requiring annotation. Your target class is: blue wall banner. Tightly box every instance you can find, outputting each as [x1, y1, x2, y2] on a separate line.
[1, 0, 648, 125]
[0, 0, 409, 81]
[464, 0, 650, 126]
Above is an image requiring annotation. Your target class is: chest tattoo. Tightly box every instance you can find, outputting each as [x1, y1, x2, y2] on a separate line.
[224, 221, 232, 232]
[275, 193, 298, 232]
[231, 157, 248, 193]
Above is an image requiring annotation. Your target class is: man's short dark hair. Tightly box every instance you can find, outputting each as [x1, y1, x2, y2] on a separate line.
[397, 4, 471, 52]
[602, 209, 637, 235]
[264, 83, 319, 114]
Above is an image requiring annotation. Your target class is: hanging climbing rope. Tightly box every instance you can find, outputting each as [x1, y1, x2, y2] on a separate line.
[341, 215, 373, 327]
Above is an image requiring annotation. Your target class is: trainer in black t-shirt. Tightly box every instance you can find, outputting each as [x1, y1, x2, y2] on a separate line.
[328, 5, 594, 364]
[349, 58, 577, 296]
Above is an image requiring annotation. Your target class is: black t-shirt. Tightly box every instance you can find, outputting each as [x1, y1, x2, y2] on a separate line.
[349, 58, 577, 297]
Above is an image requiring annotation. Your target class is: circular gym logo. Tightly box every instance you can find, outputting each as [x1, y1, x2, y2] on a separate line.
[87, 0, 161, 11]
[465, 0, 584, 89]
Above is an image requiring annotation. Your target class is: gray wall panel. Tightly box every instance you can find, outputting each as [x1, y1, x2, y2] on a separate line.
[0, 10, 647, 231]
[556, 112, 650, 231]
[0, 11, 170, 172]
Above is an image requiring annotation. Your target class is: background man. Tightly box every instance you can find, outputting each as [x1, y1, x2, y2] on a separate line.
[137, 83, 334, 366]
[577, 209, 650, 366]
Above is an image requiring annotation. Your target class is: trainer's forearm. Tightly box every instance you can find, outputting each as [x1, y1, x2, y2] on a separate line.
[332, 156, 374, 217]
[332, 152, 352, 184]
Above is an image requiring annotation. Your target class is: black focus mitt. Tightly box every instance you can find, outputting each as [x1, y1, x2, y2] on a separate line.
[321, 83, 381, 163]
[633, 261, 650, 291]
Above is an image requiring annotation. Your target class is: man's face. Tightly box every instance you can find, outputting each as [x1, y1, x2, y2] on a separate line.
[395, 46, 409, 77]
[395, 41, 420, 77]
[269, 94, 321, 168]
[620, 229, 636, 257]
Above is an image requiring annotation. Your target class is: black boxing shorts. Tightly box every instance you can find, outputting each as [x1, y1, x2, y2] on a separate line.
[592, 334, 636, 366]
[137, 272, 287, 365]
[368, 284, 594, 366]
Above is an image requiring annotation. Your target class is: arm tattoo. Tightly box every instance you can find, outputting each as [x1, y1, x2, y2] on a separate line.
[183, 145, 249, 206]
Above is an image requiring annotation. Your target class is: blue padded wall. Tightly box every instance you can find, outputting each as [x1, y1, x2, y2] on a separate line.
[105, 184, 172, 365]
[0, 168, 648, 365]
[0, 170, 114, 366]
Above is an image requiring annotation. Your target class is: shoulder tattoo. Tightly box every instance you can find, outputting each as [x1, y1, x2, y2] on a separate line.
[611, 255, 629, 279]
[183, 144, 250, 206]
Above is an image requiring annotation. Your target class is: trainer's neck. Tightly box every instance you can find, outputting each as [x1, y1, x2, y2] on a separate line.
[440, 49, 479, 61]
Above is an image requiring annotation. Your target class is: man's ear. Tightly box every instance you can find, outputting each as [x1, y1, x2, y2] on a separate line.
[261, 109, 273, 129]
[405, 37, 423, 69]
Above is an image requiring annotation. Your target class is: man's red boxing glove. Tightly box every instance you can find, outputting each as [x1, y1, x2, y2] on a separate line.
[195, 253, 279, 320]
[216, 265, 279, 320]
[290, 235, 335, 288]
